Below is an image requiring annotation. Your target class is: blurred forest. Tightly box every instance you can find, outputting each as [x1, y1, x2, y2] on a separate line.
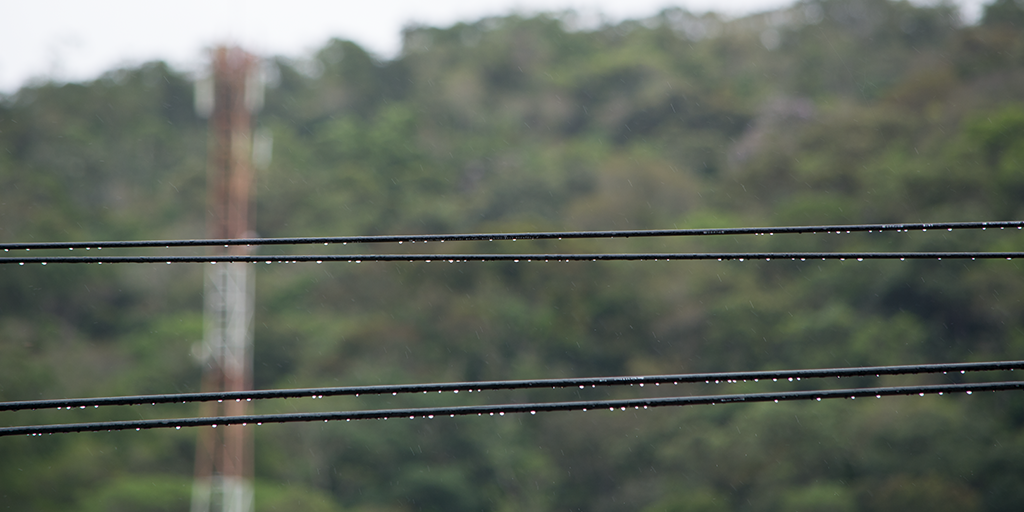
[2, 0, 1024, 510]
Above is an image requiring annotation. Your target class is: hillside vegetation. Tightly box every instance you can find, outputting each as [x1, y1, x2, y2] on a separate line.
[2, 0, 1024, 510]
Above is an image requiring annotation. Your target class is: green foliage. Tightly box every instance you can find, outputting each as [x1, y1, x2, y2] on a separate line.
[255, 481, 345, 512]
[3, 1, 1024, 511]
[77, 475, 193, 512]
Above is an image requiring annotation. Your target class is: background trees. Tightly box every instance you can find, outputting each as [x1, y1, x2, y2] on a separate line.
[2, 0, 1024, 510]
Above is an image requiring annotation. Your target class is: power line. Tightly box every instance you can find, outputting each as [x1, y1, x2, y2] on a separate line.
[2, 252, 1023, 265]
[1, 220, 1021, 251]
[3, 360, 1020, 412]
[4, 381, 1021, 437]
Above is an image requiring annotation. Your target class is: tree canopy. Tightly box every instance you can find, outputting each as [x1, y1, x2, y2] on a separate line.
[2, 0, 1024, 510]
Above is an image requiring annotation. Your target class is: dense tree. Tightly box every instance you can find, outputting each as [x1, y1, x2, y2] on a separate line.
[2, 0, 1024, 510]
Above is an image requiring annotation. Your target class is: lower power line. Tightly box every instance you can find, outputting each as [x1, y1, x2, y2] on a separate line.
[4, 381, 1022, 437]
[1, 252, 1023, 265]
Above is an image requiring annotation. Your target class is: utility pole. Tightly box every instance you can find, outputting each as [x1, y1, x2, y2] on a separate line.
[192, 46, 263, 512]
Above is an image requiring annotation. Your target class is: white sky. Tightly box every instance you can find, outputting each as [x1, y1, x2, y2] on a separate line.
[2, 0, 987, 94]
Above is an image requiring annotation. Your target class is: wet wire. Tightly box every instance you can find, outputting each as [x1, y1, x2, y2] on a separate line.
[3, 360, 1020, 412]
[1, 220, 1021, 252]
[2, 251, 1023, 265]
[3, 221, 1021, 438]
[3, 381, 1022, 437]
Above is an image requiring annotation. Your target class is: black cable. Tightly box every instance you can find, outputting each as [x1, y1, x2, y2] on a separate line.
[1, 220, 1021, 251]
[2, 252, 1023, 265]
[3, 381, 1021, 437]
[3, 360, 1019, 412]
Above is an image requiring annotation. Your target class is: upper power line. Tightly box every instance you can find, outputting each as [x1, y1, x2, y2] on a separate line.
[1, 220, 1021, 252]
[3, 360, 1020, 412]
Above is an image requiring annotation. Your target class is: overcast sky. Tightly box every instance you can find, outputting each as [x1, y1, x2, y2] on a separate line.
[2, 0, 986, 94]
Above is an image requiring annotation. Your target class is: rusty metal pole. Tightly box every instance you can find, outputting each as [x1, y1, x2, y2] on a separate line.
[193, 46, 261, 512]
